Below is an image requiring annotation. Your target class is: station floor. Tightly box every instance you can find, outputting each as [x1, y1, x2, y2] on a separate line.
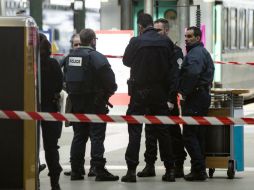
[39, 104, 254, 190]
[39, 169, 254, 190]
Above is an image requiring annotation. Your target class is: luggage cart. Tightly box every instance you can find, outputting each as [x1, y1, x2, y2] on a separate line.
[205, 88, 249, 179]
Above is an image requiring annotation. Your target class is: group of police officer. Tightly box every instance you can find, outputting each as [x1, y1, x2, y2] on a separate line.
[40, 12, 214, 190]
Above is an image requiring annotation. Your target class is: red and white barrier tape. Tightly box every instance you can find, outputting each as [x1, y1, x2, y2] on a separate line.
[1, 110, 254, 126]
[214, 61, 254, 66]
[104, 55, 123, 59]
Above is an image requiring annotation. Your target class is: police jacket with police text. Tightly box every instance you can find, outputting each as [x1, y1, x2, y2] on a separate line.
[178, 42, 214, 97]
[123, 27, 178, 102]
[64, 47, 117, 97]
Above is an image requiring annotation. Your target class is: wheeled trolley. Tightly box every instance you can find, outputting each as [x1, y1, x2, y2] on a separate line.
[205, 88, 249, 179]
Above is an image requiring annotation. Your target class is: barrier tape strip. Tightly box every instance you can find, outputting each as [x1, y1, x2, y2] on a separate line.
[214, 61, 254, 66]
[1, 110, 254, 126]
[51, 54, 254, 66]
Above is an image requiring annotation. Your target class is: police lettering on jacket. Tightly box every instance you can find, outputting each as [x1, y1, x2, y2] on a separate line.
[68, 57, 82, 66]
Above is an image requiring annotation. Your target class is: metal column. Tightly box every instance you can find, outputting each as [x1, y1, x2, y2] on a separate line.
[73, 0, 85, 33]
[0, 0, 5, 16]
[30, 0, 43, 29]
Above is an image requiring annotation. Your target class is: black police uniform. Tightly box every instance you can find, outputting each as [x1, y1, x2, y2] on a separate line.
[41, 56, 63, 188]
[122, 27, 178, 182]
[140, 44, 187, 177]
[178, 42, 214, 180]
[63, 46, 118, 181]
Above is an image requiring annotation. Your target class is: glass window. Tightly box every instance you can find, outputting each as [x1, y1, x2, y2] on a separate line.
[223, 8, 229, 49]
[248, 10, 254, 48]
[230, 8, 237, 49]
[239, 9, 247, 48]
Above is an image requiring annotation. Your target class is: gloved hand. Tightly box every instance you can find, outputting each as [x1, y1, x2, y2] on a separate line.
[167, 101, 174, 111]
[178, 93, 185, 101]
[178, 93, 185, 112]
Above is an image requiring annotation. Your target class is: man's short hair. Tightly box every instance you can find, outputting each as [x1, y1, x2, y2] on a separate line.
[79, 28, 96, 46]
[154, 18, 169, 30]
[70, 33, 80, 45]
[187, 26, 202, 38]
[137, 13, 153, 28]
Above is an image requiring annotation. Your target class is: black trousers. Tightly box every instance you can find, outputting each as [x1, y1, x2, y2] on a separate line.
[41, 103, 62, 177]
[182, 89, 211, 172]
[144, 98, 187, 167]
[70, 123, 90, 173]
[70, 95, 107, 173]
[125, 98, 174, 169]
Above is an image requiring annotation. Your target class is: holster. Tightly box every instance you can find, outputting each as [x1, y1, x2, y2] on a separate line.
[127, 78, 135, 96]
[52, 93, 61, 112]
[93, 90, 111, 114]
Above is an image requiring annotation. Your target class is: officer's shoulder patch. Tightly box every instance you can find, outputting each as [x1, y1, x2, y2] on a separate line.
[68, 57, 82, 66]
[177, 58, 183, 69]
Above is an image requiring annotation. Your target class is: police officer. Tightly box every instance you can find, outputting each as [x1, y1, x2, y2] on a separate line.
[63, 28, 119, 181]
[63, 33, 96, 177]
[39, 33, 63, 190]
[178, 26, 214, 181]
[121, 13, 178, 183]
[137, 18, 187, 178]
[63, 33, 96, 178]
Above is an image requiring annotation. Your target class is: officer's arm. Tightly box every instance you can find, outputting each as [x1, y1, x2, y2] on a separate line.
[170, 47, 183, 95]
[123, 37, 138, 67]
[167, 53, 180, 102]
[178, 54, 203, 96]
[61, 57, 68, 92]
[52, 59, 64, 93]
[96, 65, 117, 96]
[91, 52, 117, 96]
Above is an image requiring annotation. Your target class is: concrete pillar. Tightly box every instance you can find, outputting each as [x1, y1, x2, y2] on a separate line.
[144, 0, 153, 17]
[120, 0, 132, 29]
[177, 0, 190, 50]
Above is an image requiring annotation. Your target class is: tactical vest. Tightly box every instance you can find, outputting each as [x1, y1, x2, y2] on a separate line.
[64, 48, 94, 94]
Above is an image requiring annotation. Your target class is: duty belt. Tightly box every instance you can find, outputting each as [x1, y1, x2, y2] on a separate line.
[195, 85, 210, 92]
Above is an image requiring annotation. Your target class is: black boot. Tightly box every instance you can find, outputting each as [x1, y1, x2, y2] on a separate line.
[50, 175, 61, 190]
[71, 171, 84, 180]
[137, 164, 156, 177]
[162, 168, 175, 182]
[64, 168, 85, 176]
[88, 166, 97, 177]
[95, 167, 119, 181]
[184, 171, 208, 181]
[121, 168, 136, 183]
[39, 164, 46, 173]
[175, 166, 184, 178]
[63, 171, 71, 176]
